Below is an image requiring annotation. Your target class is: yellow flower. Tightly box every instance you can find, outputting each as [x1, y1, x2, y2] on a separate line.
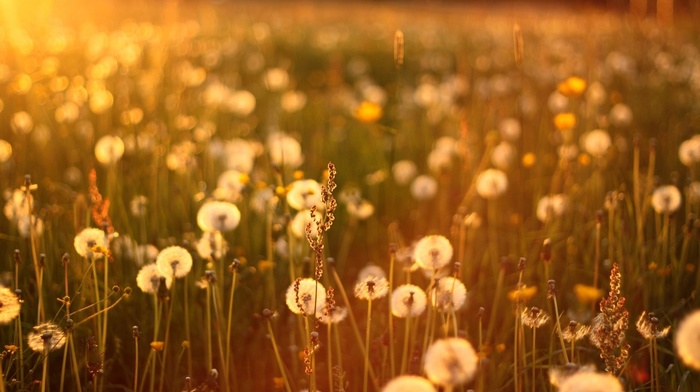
[181, 340, 190, 349]
[150, 341, 164, 351]
[522, 153, 536, 168]
[273, 377, 285, 389]
[258, 260, 275, 273]
[573, 284, 602, 304]
[557, 76, 587, 97]
[495, 343, 506, 353]
[507, 285, 538, 303]
[578, 153, 591, 167]
[293, 170, 304, 180]
[554, 113, 577, 131]
[275, 186, 287, 197]
[354, 101, 383, 123]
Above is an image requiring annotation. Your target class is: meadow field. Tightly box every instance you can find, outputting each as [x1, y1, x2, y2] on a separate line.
[1, 1, 700, 391]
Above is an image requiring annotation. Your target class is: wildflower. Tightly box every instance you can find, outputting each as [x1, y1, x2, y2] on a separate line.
[536, 194, 567, 223]
[675, 309, 700, 370]
[285, 278, 326, 316]
[89, 89, 114, 114]
[636, 311, 670, 340]
[586, 82, 607, 106]
[561, 321, 591, 342]
[430, 277, 467, 312]
[354, 276, 389, 300]
[391, 284, 427, 318]
[196, 232, 228, 260]
[392, 160, 417, 185]
[413, 235, 453, 271]
[286, 179, 323, 211]
[214, 170, 249, 202]
[548, 363, 596, 387]
[150, 341, 164, 351]
[554, 113, 577, 131]
[651, 185, 681, 214]
[573, 284, 603, 304]
[129, 195, 148, 217]
[224, 90, 256, 117]
[156, 246, 193, 279]
[559, 371, 623, 392]
[475, 169, 508, 199]
[609, 103, 633, 128]
[136, 264, 172, 294]
[382, 375, 436, 392]
[357, 265, 386, 281]
[10, 111, 33, 135]
[354, 101, 383, 123]
[427, 149, 453, 173]
[0, 287, 21, 324]
[521, 307, 550, 328]
[423, 338, 478, 387]
[499, 118, 521, 142]
[410, 175, 438, 201]
[0, 139, 12, 163]
[558, 76, 587, 97]
[678, 136, 700, 167]
[18, 215, 43, 238]
[27, 323, 66, 352]
[74, 228, 107, 258]
[522, 152, 536, 167]
[345, 198, 374, 220]
[94, 135, 125, 166]
[414, 83, 439, 109]
[582, 130, 611, 158]
[507, 285, 538, 303]
[290, 211, 318, 239]
[263, 68, 289, 91]
[491, 141, 516, 170]
[316, 305, 348, 325]
[196, 201, 241, 232]
[267, 132, 303, 168]
[281, 90, 307, 113]
[224, 138, 260, 173]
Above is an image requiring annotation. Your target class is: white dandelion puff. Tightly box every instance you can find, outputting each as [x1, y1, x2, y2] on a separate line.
[156, 246, 193, 279]
[391, 284, 427, 318]
[423, 338, 478, 387]
[413, 235, 453, 271]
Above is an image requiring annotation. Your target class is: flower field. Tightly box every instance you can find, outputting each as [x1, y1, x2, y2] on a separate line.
[1, 1, 700, 391]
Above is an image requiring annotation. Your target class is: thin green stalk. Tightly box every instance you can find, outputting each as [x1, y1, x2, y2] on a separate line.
[185, 275, 192, 378]
[206, 282, 213, 372]
[158, 277, 177, 392]
[551, 296, 570, 364]
[531, 327, 536, 392]
[134, 328, 139, 392]
[388, 249, 396, 378]
[266, 319, 292, 392]
[363, 299, 373, 392]
[486, 268, 505, 344]
[225, 268, 238, 385]
[327, 323, 333, 392]
[514, 304, 521, 392]
[400, 316, 411, 375]
[41, 347, 48, 392]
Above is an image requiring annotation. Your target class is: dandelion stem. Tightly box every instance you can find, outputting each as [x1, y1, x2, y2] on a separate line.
[266, 319, 293, 392]
[388, 248, 396, 378]
[134, 333, 139, 392]
[551, 296, 570, 364]
[363, 298, 373, 392]
[206, 281, 213, 372]
[327, 323, 333, 392]
[184, 274, 192, 378]
[531, 327, 536, 392]
[158, 277, 176, 392]
[225, 268, 238, 386]
[486, 267, 505, 345]
[41, 347, 48, 392]
[400, 316, 411, 375]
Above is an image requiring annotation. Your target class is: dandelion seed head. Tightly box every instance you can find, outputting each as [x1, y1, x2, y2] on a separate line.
[679, 137, 700, 167]
[89, 89, 114, 114]
[224, 90, 256, 117]
[285, 278, 326, 316]
[651, 185, 682, 214]
[582, 130, 611, 158]
[491, 141, 516, 170]
[10, 111, 33, 135]
[391, 284, 427, 318]
[430, 277, 467, 312]
[536, 194, 567, 223]
[267, 132, 303, 169]
[521, 307, 550, 328]
[498, 118, 521, 142]
[392, 160, 417, 185]
[17, 215, 43, 238]
[136, 264, 172, 294]
[382, 375, 436, 392]
[0, 287, 21, 324]
[413, 235, 453, 271]
[548, 363, 596, 388]
[74, 228, 107, 258]
[475, 169, 508, 199]
[281, 90, 307, 113]
[547, 91, 569, 114]
[674, 309, 700, 370]
[559, 371, 623, 392]
[636, 311, 671, 340]
[214, 170, 248, 202]
[197, 201, 241, 232]
[290, 211, 318, 239]
[316, 305, 348, 324]
[346, 199, 374, 220]
[423, 337, 478, 387]
[156, 246, 193, 278]
[357, 265, 386, 281]
[0, 140, 12, 163]
[263, 67, 289, 92]
[609, 103, 633, 128]
[410, 175, 438, 201]
[354, 275, 389, 300]
[27, 323, 65, 352]
[286, 179, 323, 211]
[94, 135, 125, 166]
[195, 232, 228, 260]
